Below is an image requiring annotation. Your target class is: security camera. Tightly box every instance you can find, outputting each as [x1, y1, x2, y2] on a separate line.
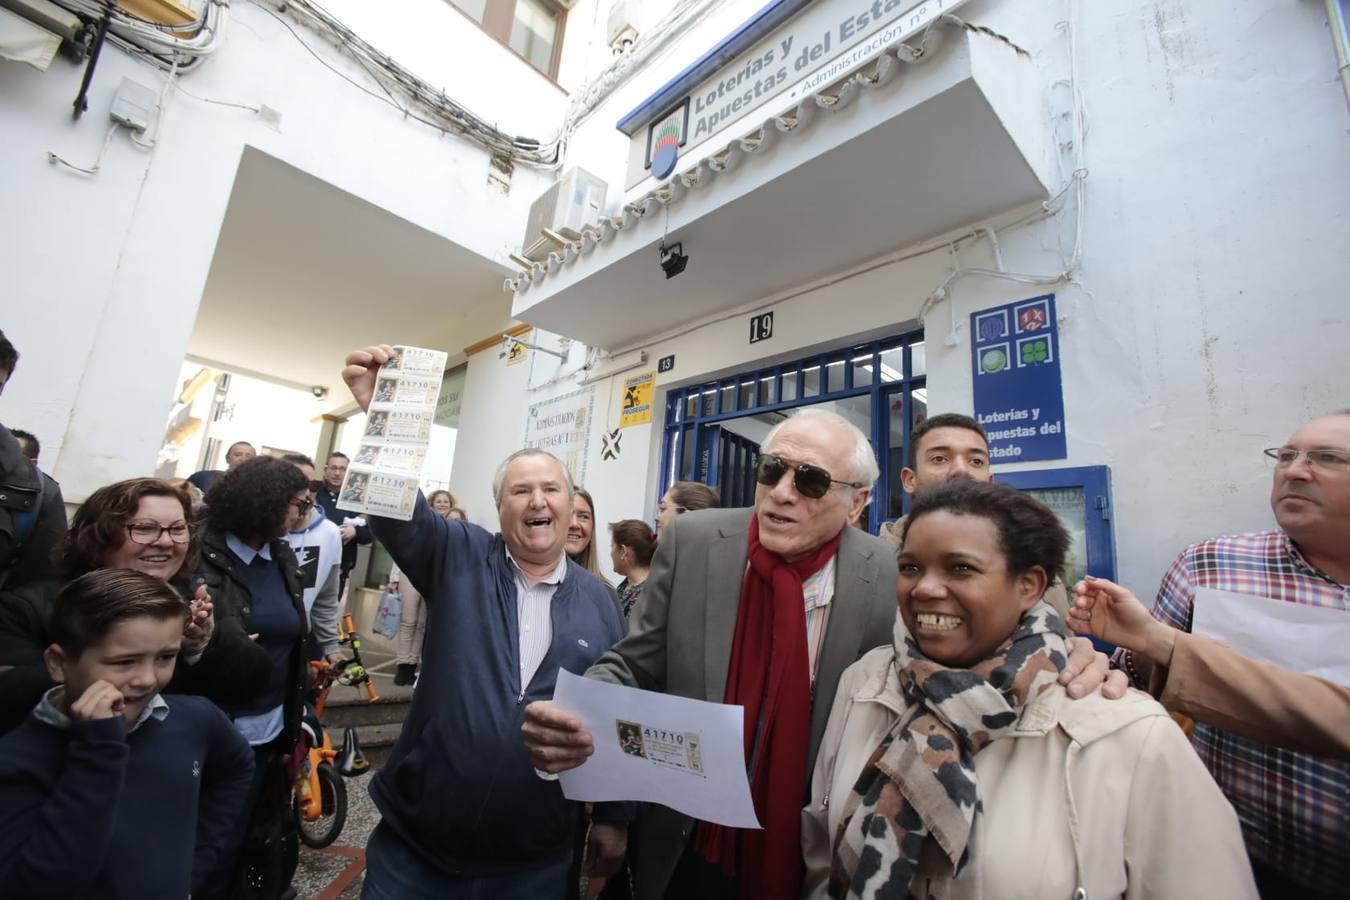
[661, 242, 691, 277]
[659, 242, 688, 279]
[311, 386, 328, 399]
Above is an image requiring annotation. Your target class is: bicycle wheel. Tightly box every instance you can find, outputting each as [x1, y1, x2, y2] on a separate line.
[295, 763, 347, 849]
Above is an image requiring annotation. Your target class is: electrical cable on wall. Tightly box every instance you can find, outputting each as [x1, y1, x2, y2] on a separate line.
[47, 122, 121, 175]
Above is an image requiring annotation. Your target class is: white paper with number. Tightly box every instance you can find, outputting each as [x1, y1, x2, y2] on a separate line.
[336, 344, 447, 521]
[552, 670, 761, 828]
[1191, 587, 1350, 685]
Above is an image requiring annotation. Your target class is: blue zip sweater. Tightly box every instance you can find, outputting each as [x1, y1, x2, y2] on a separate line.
[0, 693, 254, 898]
[369, 495, 625, 876]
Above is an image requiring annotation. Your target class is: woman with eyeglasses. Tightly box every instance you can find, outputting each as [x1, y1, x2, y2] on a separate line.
[655, 480, 721, 536]
[803, 479, 1255, 899]
[0, 477, 270, 734]
[196, 455, 312, 900]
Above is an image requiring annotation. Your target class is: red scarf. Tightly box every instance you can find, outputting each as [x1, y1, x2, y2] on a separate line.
[696, 515, 842, 899]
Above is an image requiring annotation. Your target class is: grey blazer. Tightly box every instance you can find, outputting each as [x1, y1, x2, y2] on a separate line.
[585, 506, 898, 898]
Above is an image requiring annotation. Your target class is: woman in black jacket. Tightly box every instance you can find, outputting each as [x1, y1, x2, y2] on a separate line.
[197, 455, 311, 900]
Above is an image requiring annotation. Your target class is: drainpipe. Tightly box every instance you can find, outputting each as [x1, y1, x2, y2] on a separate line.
[1329, 0, 1350, 116]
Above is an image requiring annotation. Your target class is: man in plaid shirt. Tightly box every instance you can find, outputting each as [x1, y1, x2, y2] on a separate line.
[1125, 412, 1349, 897]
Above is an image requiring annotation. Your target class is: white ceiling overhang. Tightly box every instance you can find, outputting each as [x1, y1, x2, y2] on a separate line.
[191, 147, 513, 411]
[509, 25, 1054, 351]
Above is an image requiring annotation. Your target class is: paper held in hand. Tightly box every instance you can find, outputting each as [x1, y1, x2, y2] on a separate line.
[1191, 587, 1350, 685]
[336, 345, 448, 522]
[552, 670, 761, 829]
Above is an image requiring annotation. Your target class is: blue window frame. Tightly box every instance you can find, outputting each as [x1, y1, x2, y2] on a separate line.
[994, 465, 1118, 583]
[660, 331, 926, 531]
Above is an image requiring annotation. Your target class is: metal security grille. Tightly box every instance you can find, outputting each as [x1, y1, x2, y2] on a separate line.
[660, 331, 926, 532]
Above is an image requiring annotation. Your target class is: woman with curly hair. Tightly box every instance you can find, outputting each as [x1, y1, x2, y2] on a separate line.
[0, 478, 267, 733]
[197, 455, 311, 900]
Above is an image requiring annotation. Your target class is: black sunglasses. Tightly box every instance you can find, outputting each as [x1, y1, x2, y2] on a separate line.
[754, 453, 864, 499]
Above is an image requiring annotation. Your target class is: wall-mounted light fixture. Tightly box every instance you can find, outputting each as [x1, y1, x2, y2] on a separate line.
[499, 334, 570, 361]
[659, 241, 688, 279]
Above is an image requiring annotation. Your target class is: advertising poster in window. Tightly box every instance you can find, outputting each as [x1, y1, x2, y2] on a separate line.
[525, 387, 595, 485]
[970, 294, 1067, 463]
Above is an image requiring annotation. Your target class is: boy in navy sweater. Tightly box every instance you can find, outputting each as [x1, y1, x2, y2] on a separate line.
[0, 569, 254, 899]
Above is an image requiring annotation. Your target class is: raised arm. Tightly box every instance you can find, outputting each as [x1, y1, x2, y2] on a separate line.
[1158, 630, 1350, 760]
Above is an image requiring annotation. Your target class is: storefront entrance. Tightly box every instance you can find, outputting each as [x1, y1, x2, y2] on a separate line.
[660, 331, 927, 532]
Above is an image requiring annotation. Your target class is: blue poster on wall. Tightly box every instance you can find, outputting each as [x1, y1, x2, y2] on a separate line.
[970, 293, 1066, 463]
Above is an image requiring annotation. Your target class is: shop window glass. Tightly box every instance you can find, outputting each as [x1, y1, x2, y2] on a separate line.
[827, 360, 845, 392]
[802, 364, 821, 398]
[878, 345, 904, 382]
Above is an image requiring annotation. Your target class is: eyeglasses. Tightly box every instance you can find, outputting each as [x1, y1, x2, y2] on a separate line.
[754, 453, 864, 499]
[1264, 447, 1350, 472]
[125, 521, 192, 545]
[289, 497, 314, 515]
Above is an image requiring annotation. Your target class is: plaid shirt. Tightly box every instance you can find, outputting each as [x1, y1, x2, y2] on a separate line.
[1149, 530, 1349, 892]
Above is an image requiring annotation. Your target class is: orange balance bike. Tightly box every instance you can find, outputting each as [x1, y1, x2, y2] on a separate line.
[292, 613, 378, 849]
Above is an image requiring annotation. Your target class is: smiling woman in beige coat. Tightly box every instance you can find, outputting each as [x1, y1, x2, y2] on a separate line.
[802, 480, 1256, 900]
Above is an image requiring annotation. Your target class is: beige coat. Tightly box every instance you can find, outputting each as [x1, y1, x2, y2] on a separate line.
[1152, 630, 1350, 760]
[803, 639, 1257, 900]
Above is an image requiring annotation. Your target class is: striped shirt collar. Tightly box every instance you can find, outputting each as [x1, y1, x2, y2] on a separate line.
[505, 547, 568, 588]
[33, 685, 170, 733]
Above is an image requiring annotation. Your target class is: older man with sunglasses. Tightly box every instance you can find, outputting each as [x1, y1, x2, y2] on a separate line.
[523, 407, 1121, 899]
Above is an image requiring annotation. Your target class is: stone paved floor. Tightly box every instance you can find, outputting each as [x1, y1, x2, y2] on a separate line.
[292, 761, 378, 899]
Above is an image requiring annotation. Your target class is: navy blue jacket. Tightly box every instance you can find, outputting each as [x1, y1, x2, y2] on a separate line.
[0, 694, 254, 898]
[369, 495, 625, 875]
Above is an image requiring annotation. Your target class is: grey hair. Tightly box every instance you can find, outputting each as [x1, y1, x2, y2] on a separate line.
[491, 449, 575, 504]
[762, 407, 880, 489]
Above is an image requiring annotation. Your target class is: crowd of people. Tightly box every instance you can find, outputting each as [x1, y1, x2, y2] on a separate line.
[0, 331, 1343, 900]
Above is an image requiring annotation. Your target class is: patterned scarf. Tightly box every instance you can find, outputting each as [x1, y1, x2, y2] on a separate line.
[697, 515, 842, 899]
[828, 602, 1069, 899]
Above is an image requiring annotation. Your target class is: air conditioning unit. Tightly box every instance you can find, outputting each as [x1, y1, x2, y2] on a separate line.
[607, 0, 639, 51]
[0, 0, 80, 41]
[521, 167, 608, 262]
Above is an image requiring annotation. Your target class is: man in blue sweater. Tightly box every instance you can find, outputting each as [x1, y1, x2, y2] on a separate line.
[341, 344, 628, 900]
[0, 568, 254, 898]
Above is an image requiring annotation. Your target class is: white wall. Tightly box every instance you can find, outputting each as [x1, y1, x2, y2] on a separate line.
[449, 0, 1350, 598]
[1, 0, 570, 500]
